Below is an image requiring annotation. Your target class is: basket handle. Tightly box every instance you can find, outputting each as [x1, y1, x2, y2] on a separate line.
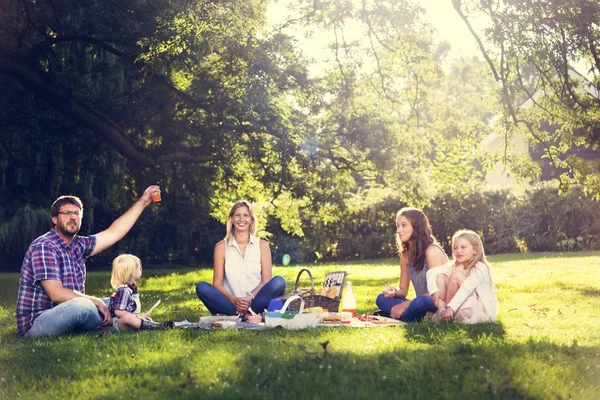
[280, 295, 305, 314]
[293, 268, 315, 292]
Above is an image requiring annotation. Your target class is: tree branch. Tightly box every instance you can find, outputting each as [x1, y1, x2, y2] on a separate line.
[452, 0, 561, 175]
[452, 0, 499, 82]
[0, 51, 214, 167]
[32, 34, 212, 111]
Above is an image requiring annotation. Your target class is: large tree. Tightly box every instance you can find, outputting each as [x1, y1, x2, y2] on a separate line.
[0, 0, 498, 266]
[0, 0, 429, 264]
[453, 0, 600, 196]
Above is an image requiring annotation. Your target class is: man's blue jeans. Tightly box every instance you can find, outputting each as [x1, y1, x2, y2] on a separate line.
[375, 293, 437, 322]
[196, 276, 286, 315]
[25, 297, 103, 337]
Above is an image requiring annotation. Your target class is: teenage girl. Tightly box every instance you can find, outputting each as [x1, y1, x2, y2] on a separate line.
[376, 207, 448, 321]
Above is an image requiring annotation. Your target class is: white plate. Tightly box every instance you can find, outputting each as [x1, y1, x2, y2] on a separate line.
[199, 316, 241, 324]
[368, 316, 404, 325]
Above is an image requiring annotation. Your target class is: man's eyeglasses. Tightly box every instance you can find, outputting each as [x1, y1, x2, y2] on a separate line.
[58, 211, 81, 217]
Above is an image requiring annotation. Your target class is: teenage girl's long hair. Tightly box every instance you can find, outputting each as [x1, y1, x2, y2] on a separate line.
[396, 207, 436, 271]
[451, 229, 489, 275]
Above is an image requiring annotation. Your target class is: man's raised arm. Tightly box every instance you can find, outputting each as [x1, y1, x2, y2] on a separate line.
[92, 185, 159, 256]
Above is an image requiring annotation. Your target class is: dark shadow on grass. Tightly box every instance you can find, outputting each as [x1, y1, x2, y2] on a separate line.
[3, 327, 598, 400]
[402, 321, 507, 344]
[168, 304, 205, 322]
[555, 282, 600, 298]
[582, 288, 600, 297]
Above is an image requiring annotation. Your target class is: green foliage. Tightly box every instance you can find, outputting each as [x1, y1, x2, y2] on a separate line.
[425, 188, 522, 255]
[430, 183, 600, 254]
[7, 0, 594, 272]
[0, 206, 50, 267]
[513, 183, 600, 251]
[456, 0, 600, 197]
[272, 182, 600, 263]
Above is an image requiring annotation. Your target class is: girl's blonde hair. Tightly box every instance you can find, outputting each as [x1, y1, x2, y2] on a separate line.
[110, 254, 142, 288]
[451, 229, 488, 275]
[225, 200, 257, 241]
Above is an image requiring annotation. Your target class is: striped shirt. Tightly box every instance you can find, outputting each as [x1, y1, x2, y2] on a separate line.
[16, 230, 96, 336]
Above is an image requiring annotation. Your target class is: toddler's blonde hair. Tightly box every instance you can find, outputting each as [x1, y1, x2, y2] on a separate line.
[111, 254, 142, 288]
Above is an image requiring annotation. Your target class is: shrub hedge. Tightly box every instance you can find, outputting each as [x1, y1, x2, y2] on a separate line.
[274, 183, 600, 263]
[3, 183, 599, 271]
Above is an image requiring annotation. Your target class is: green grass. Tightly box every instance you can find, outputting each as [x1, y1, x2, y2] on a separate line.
[1, 252, 600, 399]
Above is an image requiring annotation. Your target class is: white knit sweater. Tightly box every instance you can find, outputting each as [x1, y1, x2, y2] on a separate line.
[426, 261, 498, 321]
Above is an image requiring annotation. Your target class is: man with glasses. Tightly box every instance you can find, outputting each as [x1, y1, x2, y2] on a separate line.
[16, 185, 160, 337]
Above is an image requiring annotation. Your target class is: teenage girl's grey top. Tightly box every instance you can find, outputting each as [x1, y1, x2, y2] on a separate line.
[408, 244, 447, 297]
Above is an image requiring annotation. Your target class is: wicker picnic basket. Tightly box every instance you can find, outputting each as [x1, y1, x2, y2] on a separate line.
[281, 268, 347, 312]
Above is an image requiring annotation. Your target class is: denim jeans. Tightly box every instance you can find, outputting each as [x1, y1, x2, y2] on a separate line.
[375, 293, 437, 322]
[25, 297, 103, 337]
[196, 276, 286, 315]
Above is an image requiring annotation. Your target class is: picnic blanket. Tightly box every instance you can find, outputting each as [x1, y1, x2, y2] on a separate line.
[174, 316, 268, 330]
[173, 315, 404, 330]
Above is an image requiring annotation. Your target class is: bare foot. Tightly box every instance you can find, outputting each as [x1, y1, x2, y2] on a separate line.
[431, 308, 445, 323]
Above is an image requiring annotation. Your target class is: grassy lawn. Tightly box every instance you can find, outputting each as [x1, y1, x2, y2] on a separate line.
[1, 252, 599, 399]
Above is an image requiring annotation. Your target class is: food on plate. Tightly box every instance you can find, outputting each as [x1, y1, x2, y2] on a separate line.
[304, 307, 325, 313]
[370, 319, 401, 325]
[247, 315, 262, 324]
[322, 314, 341, 324]
[358, 314, 378, 322]
[211, 320, 237, 329]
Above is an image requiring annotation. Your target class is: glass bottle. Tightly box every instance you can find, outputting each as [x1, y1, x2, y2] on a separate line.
[342, 281, 357, 317]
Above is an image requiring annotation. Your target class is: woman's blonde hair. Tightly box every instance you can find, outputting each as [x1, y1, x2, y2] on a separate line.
[110, 254, 142, 288]
[225, 200, 257, 241]
[451, 229, 488, 275]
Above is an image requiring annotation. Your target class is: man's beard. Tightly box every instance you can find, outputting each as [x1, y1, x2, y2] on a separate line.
[56, 221, 80, 238]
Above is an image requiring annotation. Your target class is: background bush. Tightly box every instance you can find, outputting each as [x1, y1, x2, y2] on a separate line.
[3, 182, 600, 271]
[284, 182, 600, 262]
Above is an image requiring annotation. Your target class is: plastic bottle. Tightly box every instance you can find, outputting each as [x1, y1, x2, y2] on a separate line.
[342, 281, 357, 317]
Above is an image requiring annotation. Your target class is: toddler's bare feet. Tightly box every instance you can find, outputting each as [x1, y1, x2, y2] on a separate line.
[431, 308, 445, 323]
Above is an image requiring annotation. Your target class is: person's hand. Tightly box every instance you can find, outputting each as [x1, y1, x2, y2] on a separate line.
[140, 185, 160, 207]
[432, 292, 442, 308]
[441, 307, 454, 321]
[390, 300, 411, 319]
[382, 286, 397, 298]
[233, 296, 251, 314]
[95, 300, 112, 326]
[142, 313, 153, 321]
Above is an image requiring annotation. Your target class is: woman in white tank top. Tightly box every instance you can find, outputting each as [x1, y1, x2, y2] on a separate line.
[196, 201, 286, 316]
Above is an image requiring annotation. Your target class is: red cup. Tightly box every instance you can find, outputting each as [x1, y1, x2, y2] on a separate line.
[151, 191, 162, 203]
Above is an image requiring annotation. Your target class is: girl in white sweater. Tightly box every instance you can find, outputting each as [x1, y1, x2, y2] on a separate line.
[426, 230, 498, 323]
